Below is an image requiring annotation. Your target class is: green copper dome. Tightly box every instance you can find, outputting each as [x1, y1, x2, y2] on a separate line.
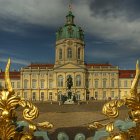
[56, 11, 84, 41]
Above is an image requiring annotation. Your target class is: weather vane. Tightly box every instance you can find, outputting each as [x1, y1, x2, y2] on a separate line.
[69, 0, 72, 11]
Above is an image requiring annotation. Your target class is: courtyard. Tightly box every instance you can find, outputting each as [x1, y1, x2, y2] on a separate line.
[17, 100, 128, 140]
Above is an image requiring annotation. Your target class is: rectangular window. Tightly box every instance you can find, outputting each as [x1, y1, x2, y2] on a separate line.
[41, 92, 44, 101]
[111, 79, 115, 88]
[119, 81, 121, 87]
[17, 81, 20, 88]
[32, 92, 36, 101]
[124, 80, 127, 87]
[49, 80, 53, 89]
[49, 92, 52, 100]
[32, 80, 37, 89]
[40, 80, 45, 89]
[103, 91, 106, 99]
[111, 91, 114, 98]
[24, 80, 28, 89]
[95, 80, 98, 88]
[103, 80, 107, 88]
[24, 92, 27, 100]
[11, 82, 14, 88]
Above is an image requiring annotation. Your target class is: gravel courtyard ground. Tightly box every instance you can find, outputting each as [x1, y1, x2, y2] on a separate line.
[17, 101, 128, 140]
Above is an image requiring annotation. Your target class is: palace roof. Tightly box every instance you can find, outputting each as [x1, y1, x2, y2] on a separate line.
[27, 64, 54, 68]
[119, 70, 135, 78]
[0, 71, 20, 79]
[85, 63, 112, 68]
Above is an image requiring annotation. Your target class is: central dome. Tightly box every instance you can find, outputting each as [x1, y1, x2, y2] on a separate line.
[56, 11, 84, 41]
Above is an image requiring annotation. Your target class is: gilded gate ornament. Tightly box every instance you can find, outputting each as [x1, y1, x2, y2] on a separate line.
[0, 58, 53, 140]
[89, 60, 140, 140]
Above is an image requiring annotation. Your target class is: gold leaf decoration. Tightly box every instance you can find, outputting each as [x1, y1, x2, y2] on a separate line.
[19, 100, 39, 121]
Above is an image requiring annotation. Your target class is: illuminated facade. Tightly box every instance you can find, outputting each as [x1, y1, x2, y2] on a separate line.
[0, 10, 140, 101]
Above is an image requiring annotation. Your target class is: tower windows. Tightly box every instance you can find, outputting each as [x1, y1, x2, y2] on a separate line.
[59, 49, 62, 60]
[67, 48, 72, 59]
[78, 48, 80, 59]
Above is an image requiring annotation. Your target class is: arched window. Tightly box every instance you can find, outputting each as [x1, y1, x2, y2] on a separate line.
[78, 48, 80, 59]
[24, 79, 28, 89]
[111, 79, 115, 87]
[76, 75, 81, 87]
[94, 79, 99, 88]
[32, 79, 37, 89]
[67, 48, 72, 59]
[40, 79, 45, 89]
[103, 79, 107, 88]
[58, 75, 63, 87]
[59, 49, 62, 60]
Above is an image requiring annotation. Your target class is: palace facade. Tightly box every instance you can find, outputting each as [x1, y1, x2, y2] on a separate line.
[0, 10, 140, 101]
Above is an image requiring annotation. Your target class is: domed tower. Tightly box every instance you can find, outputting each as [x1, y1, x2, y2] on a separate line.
[55, 8, 85, 66]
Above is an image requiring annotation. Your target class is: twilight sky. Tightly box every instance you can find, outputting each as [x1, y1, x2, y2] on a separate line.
[0, 0, 140, 70]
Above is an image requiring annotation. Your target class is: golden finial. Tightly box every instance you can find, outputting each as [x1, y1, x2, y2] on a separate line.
[5, 58, 13, 92]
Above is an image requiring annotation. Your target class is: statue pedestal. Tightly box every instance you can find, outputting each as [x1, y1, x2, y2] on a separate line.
[64, 99, 74, 105]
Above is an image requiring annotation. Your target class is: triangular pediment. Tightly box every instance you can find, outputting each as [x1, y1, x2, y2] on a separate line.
[54, 62, 85, 70]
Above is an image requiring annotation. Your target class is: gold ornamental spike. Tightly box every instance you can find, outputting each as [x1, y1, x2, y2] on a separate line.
[130, 60, 140, 98]
[5, 58, 13, 92]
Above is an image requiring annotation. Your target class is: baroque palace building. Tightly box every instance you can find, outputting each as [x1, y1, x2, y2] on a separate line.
[0, 9, 140, 101]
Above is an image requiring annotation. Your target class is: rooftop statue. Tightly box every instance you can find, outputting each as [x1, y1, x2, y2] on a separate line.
[0, 58, 53, 140]
[89, 60, 140, 140]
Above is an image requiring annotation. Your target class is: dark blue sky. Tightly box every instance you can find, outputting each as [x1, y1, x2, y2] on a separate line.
[0, 0, 140, 70]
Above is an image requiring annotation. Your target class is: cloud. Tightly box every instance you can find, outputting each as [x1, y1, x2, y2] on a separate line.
[0, 0, 139, 69]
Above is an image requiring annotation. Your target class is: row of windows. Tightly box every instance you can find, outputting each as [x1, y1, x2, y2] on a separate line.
[19, 92, 82, 101]
[94, 79, 116, 88]
[94, 73, 116, 76]
[18, 92, 45, 101]
[0, 81, 20, 89]
[59, 48, 81, 60]
[95, 91, 115, 99]
[58, 75, 81, 87]
[24, 73, 52, 78]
